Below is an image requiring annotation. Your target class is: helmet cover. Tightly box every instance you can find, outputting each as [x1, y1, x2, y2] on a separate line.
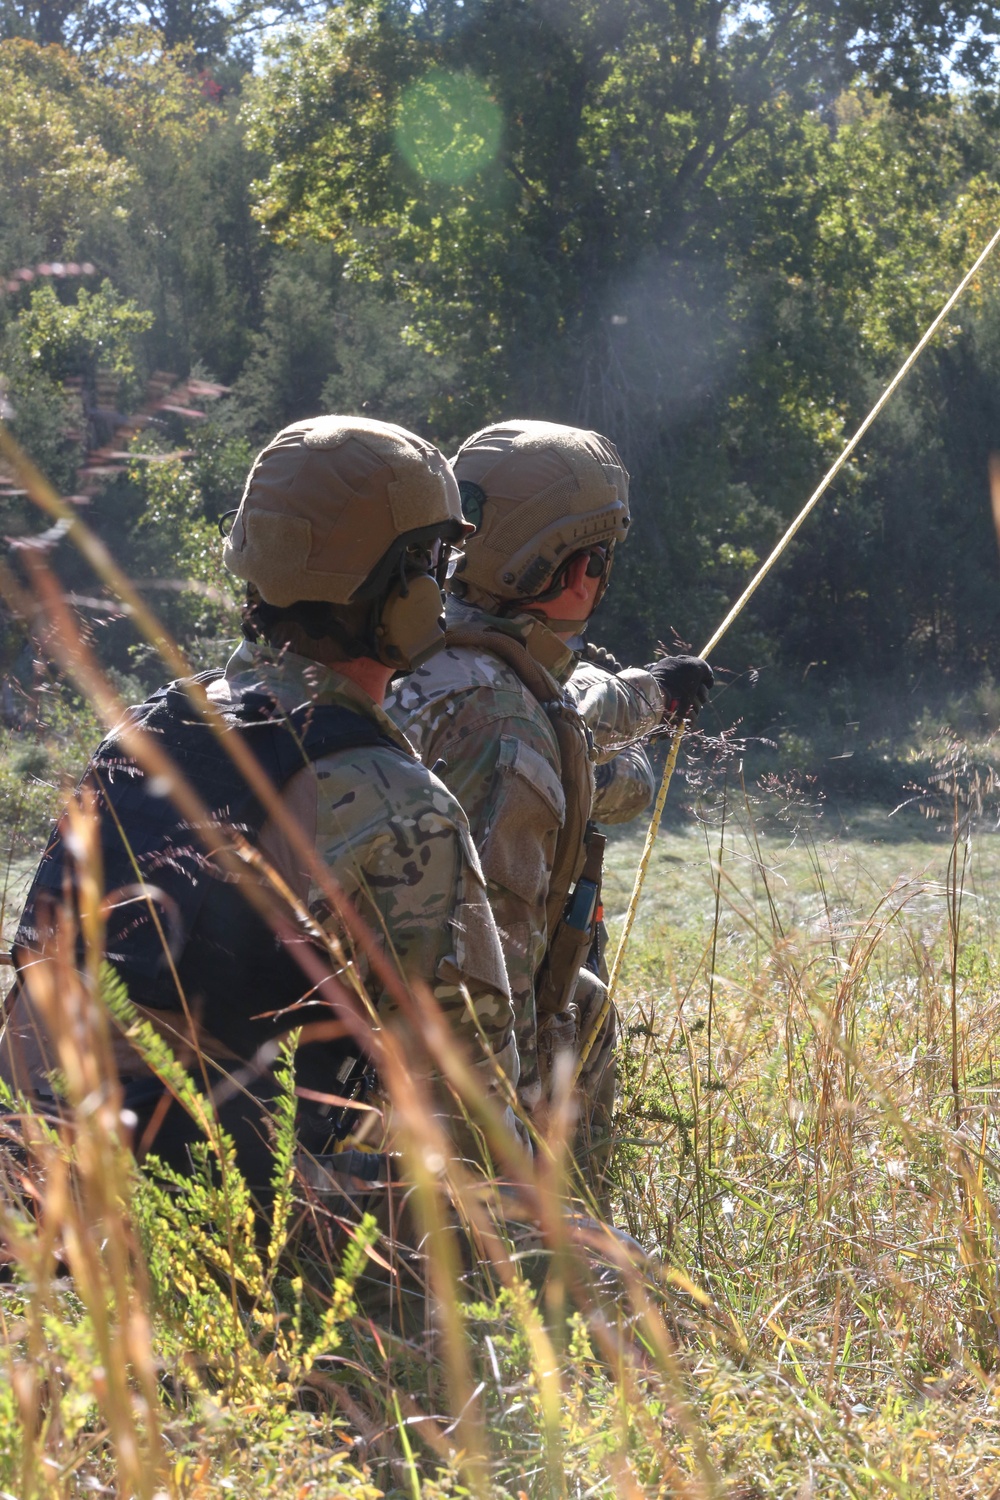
[223, 415, 469, 607]
[451, 420, 630, 608]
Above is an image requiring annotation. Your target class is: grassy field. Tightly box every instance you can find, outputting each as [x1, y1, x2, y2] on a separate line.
[4, 704, 1000, 1496]
[596, 788, 1000, 1496]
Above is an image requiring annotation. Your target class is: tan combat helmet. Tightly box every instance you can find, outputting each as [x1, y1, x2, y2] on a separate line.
[450, 420, 630, 612]
[223, 415, 471, 669]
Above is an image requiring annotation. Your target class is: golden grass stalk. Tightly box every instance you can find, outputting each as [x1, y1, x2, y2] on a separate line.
[3, 800, 165, 1498]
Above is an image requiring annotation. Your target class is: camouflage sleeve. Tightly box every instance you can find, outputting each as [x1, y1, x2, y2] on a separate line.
[391, 689, 562, 1117]
[568, 661, 663, 764]
[593, 744, 657, 824]
[310, 751, 517, 1102]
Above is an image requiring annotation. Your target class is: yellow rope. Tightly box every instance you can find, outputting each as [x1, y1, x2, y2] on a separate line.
[604, 727, 684, 1001]
[575, 217, 1000, 1082]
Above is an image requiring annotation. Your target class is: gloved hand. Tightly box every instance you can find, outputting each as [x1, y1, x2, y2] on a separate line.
[581, 641, 624, 673]
[644, 655, 714, 722]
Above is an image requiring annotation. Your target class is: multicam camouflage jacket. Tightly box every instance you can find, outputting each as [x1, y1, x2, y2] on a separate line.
[2, 642, 519, 1152]
[387, 601, 663, 1111]
[570, 658, 659, 826]
[220, 643, 518, 1092]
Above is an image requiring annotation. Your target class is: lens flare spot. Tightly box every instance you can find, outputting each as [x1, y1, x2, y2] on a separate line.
[396, 69, 501, 186]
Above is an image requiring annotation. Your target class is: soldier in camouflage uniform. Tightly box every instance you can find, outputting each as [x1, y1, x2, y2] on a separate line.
[388, 421, 712, 1205]
[4, 417, 518, 1194]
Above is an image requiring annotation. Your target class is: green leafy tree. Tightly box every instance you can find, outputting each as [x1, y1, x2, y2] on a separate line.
[121, 446, 242, 654]
[245, 0, 1000, 412]
[1, 278, 152, 493]
[11, 277, 151, 390]
[81, 28, 249, 370]
[0, 39, 132, 268]
[242, 0, 1000, 673]
[0, 1, 334, 61]
[0, 0, 121, 48]
[721, 97, 1000, 674]
[4, 2, 1000, 692]
[229, 248, 451, 440]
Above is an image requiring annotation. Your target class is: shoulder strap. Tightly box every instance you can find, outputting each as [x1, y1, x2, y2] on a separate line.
[121, 675, 401, 782]
[446, 624, 559, 706]
[14, 678, 402, 986]
[446, 625, 593, 940]
[253, 700, 402, 787]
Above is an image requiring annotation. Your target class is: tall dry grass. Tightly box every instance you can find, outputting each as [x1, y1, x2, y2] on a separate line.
[3, 421, 1000, 1495]
[0, 423, 683, 1498]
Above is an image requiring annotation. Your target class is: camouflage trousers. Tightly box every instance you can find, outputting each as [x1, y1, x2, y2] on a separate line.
[537, 966, 618, 1214]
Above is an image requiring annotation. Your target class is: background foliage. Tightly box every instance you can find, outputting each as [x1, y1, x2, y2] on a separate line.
[8, 9, 1000, 1497]
[2, 0, 1000, 723]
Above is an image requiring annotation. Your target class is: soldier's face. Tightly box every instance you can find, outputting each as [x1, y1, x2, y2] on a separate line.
[529, 551, 604, 635]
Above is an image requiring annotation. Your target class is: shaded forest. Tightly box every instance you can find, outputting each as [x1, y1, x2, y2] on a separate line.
[3, 0, 1000, 710]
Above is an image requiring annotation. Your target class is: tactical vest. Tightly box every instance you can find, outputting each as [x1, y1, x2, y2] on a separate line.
[445, 623, 598, 1016]
[14, 670, 398, 1076]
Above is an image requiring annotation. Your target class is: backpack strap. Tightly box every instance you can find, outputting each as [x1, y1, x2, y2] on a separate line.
[254, 698, 402, 788]
[13, 675, 403, 994]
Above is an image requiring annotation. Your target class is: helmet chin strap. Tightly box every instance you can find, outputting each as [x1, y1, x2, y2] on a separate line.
[520, 613, 591, 638]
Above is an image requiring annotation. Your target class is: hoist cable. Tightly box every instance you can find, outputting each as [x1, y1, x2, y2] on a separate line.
[575, 217, 1000, 1083]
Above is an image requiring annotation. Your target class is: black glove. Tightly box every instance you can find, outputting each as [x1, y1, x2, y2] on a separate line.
[644, 655, 714, 722]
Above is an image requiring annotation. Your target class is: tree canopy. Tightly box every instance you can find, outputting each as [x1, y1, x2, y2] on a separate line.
[246, 0, 1000, 386]
[1, 0, 1000, 707]
[245, 0, 1000, 668]
[0, 1, 322, 59]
